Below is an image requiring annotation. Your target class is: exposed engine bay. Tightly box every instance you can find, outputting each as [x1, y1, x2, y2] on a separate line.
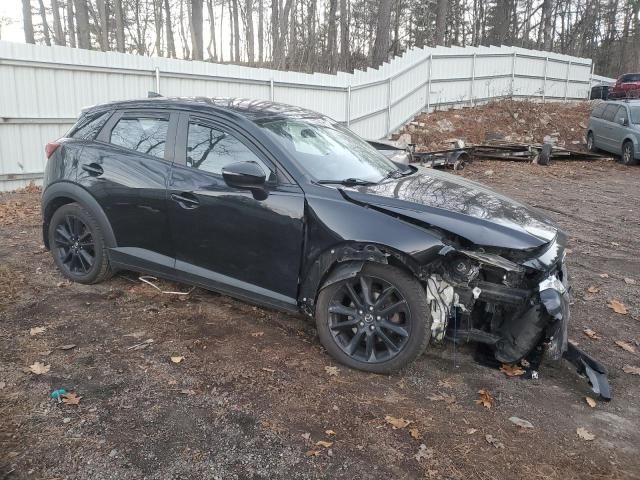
[425, 238, 612, 400]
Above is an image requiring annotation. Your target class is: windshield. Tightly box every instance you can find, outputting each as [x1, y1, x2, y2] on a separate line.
[631, 106, 640, 124]
[255, 116, 399, 182]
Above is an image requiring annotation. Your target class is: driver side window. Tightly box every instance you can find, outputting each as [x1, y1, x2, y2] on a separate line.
[186, 121, 271, 177]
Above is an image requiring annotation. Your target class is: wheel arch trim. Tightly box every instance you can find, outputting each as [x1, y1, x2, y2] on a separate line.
[42, 181, 117, 249]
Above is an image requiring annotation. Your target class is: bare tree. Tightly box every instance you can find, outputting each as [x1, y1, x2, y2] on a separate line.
[371, 0, 392, 66]
[232, 0, 240, 61]
[191, 0, 204, 59]
[435, 0, 447, 45]
[339, 0, 349, 70]
[22, 0, 36, 44]
[51, 0, 66, 45]
[37, 0, 52, 46]
[326, 0, 337, 71]
[258, 0, 263, 64]
[114, 0, 125, 52]
[245, 0, 255, 64]
[206, 0, 217, 60]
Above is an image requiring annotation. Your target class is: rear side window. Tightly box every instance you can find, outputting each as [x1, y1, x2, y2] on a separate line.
[70, 111, 111, 140]
[602, 105, 620, 122]
[110, 117, 169, 159]
[621, 74, 640, 82]
[591, 103, 606, 118]
[631, 106, 640, 124]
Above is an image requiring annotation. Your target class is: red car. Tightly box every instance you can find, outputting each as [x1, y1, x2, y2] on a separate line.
[609, 73, 640, 99]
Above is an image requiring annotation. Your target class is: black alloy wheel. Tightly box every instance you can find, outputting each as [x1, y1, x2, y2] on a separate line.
[316, 263, 431, 373]
[54, 214, 95, 274]
[48, 203, 113, 284]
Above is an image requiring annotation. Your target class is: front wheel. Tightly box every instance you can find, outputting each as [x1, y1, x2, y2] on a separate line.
[586, 131, 597, 152]
[621, 141, 638, 166]
[315, 263, 431, 374]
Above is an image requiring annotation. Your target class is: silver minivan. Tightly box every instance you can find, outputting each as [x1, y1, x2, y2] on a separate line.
[587, 99, 640, 165]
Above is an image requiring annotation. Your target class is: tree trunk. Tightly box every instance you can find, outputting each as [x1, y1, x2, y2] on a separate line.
[246, 0, 255, 64]
[153, 0, 163, 55]
[22, 0, 35, 44]
[74, 0, 90, 49]
[435, 0, 448, 45]
[50, 0, 65, 45]
[258, 0, 264, 64]
[540, 0, 553, 49]
[371, 0, 392, 67]
[327, 0, 337, 72]
[179, 0, 190, 59]
[232, 0, 240, 62]
[271, 0, 279, 65]
[306, 0, 316, 71]
[113, 0, 125, 52]
[206, 0, 217, 60]
[164, 0, 176, 57]
[66, 0, 76, 47]
[191, 0, 204, 60]
[37, 0, 52, 46]
[95, 0, 108, 51]
[339, 0, 349, 70]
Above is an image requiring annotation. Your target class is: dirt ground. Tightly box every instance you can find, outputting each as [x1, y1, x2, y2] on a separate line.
[2, 153, 640, 478]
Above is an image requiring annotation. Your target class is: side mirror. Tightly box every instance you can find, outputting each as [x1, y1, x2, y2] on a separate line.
[617, 117, 628, 126]
[222, 161, 267, 189]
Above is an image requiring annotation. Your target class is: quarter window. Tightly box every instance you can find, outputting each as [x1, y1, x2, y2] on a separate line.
[602, 105, 620, 122]
[110, 117, 169, 159]
[71, 111, 111, 140]
[186, 121, 270, 176]
[591, 103, 606, 118]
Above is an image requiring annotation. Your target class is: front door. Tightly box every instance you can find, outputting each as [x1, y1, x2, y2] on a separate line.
[167, 114, 305, 308]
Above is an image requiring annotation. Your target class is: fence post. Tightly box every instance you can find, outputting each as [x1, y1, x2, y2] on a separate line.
[564, 60, 571, 101]
[470, 52, 476, 105]
[426, 53, 432, 111]
[542, 56, 548, 103]
[386, 77, 392, 137]
[346, 85, 351, 128]
[269, 78, 274, 101]
[510, 52, 517, 99]
[154, 67, 160, 94]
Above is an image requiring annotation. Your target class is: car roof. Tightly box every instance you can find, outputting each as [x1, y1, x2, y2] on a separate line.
[83, 97, 326, 122]
[604, 99, 640, 106]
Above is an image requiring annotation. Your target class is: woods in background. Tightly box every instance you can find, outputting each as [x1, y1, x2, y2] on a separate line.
[18, 0, 640, 77]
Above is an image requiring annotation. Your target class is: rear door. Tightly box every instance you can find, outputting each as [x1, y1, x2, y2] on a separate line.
[599, 104, 621, 151]
[167, 113, 305, 308]
[610, 105, 630, 153]
[77, 109, 177, 274]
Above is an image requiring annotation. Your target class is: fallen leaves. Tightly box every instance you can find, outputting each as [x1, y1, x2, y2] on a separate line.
[509, 417, 534, 429]
[466, 428, 478, 435]
[170, 356, 185, 364]
[30, 326, 46, 336]
[500, 364, 526, 377]
[475, 389, 495, 409]
[59, 344, 77, 350]
[576, 427, 595, 441]
[615, 340, 637, 354]
[315, 440, 333, 448]
[622, 365, 640, 375]
[324, 366, 340, 377]
[485, 434, 504, 449]
[587, 286, 599, 294]
[385, 415, 411, 429]
[624, 277, 636, 285]
[261, 367, 275, 373]
[409, 427, 422, 439]
[62, 392, 82, 405]
[599, 273, 609, 279]
[585, 397, 597, 408]
[414, 444, 433, 462]
[607, 300, 628, 315]
[325, 430, 336, 436]
[583, 328, 601, 340]
[29, 362, 50, 375]
[305, 449, 321, 457]
[251, 332, 264, 337]
[427, 393, 456, 404]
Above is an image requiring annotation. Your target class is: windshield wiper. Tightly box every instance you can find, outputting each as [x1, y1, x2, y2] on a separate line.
[317, 178, 377, 186]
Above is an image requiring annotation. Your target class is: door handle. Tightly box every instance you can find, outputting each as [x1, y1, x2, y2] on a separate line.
[81, 163, 104, 176]
[171, 192, 200, 209]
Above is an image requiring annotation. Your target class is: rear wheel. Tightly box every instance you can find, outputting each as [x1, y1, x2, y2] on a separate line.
[586, 131, 597, 152]
[48, 203, 113, 284]
[315, 263, 431, 374]
[621, 141, 637, 166]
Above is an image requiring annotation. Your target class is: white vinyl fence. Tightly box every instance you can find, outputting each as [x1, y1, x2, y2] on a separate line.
[0, 40, 614, 191]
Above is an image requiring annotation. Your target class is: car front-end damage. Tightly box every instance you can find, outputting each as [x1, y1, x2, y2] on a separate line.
[424, 235, 611, 400]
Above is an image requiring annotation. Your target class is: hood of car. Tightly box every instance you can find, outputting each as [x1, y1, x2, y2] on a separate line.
[341, 167, 559, 250]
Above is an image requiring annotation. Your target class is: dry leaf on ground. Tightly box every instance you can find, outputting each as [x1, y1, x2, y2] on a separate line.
[599, 273, 609, 278]
[30, 326, 46, 336]
[615, 340, 637, 353]
[427, 393, 456, 404]
[180, 389, 195, 395]
[485, 434, 504, 448]
[607, 300, 628, 315]
[622, 365, 640, 375]
[315, 440, 333, 448]
[59, 344, 76, 350]
[583, 328, 600, 340]
[500, 364, 525, 376]
[170, 356, 185, 363]
[414, 444, 433, 462]
[624, 277, 636, 285]
[476, 389, 495, 409]
[585, 397, 597, 408]
[251, 332, 264, 337]
[587, 286, 599, 294]
[385, 415, 411, 429]
[576, 427, 595, 441]
[325, 366, 340, 376]
[467, 428, 478, 434]
[509, 417, 533, 429]
[62, 392, 82, 405]
[305, 449, 321, 457]
[261, 367, 275, 373]
[325, 430, 336, 436]
[409, 427, 422, 439]
[29, 362, 50, 375]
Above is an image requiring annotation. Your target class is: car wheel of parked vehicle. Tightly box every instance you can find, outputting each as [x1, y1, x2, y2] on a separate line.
[48, 203, 113, 284]
[315, 262, 431, 374]
[621, 140, 637, 166]
[586, 132, 597, 152]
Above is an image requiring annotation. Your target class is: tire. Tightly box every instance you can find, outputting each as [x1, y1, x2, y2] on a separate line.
[315, 262, 431, 374]
[48, 202, 113, 284]
[538, 143, 552, 166]
[586, 131, 597, 153]
[621, 141, 638, 166]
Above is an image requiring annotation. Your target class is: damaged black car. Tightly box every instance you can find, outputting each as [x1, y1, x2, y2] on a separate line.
[41, 98, 610, 399]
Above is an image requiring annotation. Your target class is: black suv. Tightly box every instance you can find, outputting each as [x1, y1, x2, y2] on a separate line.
[41, 98, 609, 397]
